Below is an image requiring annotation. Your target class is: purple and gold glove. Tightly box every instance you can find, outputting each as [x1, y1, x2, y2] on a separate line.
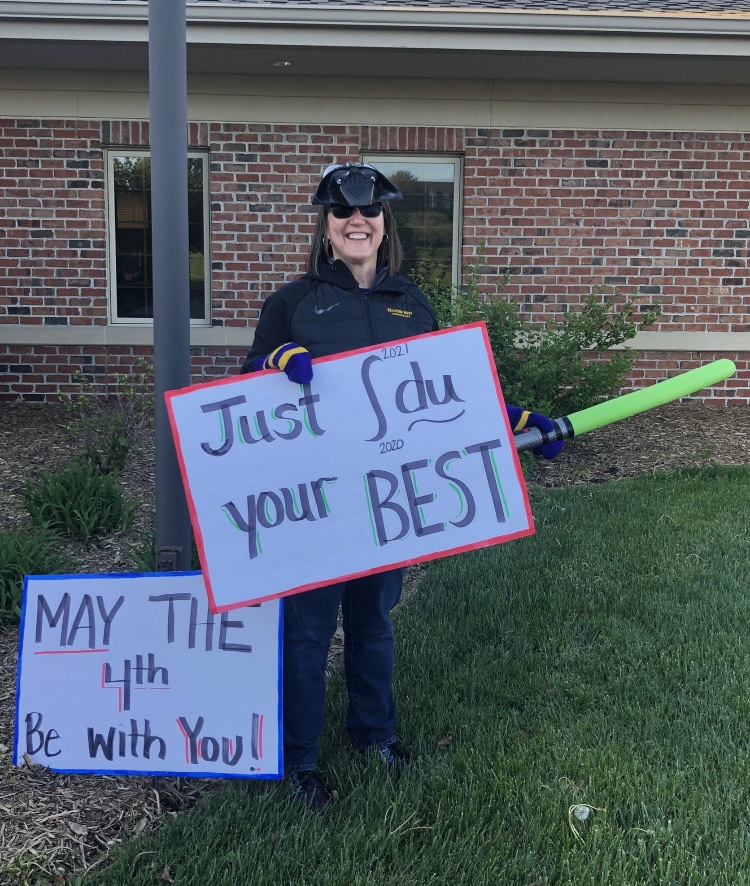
[253, 342, 313, 384]
[506, 404, 564, 460]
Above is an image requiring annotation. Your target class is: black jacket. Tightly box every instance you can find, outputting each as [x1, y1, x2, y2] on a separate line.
[241, 260, 438, 372]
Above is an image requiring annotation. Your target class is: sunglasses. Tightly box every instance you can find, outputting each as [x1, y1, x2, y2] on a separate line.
[328, 202, 383, 220]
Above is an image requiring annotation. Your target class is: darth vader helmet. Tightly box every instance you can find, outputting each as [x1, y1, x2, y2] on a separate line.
[312, 162, 402, 207]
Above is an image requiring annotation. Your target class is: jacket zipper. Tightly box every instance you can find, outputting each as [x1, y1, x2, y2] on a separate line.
[360, 290, 377, 345]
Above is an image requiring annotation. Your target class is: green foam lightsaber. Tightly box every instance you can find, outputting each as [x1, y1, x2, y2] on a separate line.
[514, 359, 737, 453]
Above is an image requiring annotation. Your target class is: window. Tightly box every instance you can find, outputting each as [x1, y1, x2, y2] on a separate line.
[363, 155, 461, 288]
[106, 150, 210, 324]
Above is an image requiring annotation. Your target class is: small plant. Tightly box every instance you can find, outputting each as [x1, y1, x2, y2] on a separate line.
[414, 251, 660, 417]
[0, 851, 76, 886]
[62, 358, 154, 475]
[21, 463, 137, 544]
[0, 529, 72, 626]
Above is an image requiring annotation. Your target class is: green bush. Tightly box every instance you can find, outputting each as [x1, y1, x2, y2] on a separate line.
[0, 530, 72, 626]
[413, 254, 660, 416]
[21, 463, 137, 544]
[61, 358, 154, 475]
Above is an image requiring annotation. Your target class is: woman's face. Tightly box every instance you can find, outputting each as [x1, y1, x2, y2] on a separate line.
[326, 205, 385, 277]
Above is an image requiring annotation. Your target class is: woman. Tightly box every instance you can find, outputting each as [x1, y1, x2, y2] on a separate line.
[242, 162, 561, 809]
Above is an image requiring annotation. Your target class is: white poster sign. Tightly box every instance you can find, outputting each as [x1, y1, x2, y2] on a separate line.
[167, 322, 534, 612]
[14, 573, 282, 778]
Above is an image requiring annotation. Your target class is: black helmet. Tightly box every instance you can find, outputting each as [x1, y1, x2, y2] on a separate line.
[312, 162, 402, 207]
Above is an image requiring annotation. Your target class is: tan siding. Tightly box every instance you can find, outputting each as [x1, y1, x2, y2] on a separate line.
[2, 70, 750, 131]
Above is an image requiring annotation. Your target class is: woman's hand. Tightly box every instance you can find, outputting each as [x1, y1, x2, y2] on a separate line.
[506, 405, 565, 460]
[253, 343, 313, 384]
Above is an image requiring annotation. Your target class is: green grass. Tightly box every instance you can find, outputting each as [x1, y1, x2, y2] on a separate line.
[93, 465, 750, 886]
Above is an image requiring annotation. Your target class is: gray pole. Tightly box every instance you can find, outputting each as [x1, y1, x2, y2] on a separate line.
[148, 0, 192, 571]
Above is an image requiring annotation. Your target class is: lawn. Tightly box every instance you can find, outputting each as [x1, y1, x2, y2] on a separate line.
[92, 465, 750, 885]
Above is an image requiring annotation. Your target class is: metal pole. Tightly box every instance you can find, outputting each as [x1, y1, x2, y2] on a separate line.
[148, 0, 192, 571]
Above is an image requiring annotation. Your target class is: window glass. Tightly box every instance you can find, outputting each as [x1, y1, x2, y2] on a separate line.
[107, 151, 209, 324]
[363, 156, 461, 288]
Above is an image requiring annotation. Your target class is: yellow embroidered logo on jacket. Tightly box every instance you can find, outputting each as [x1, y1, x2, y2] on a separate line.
[387, 307, 413, 319]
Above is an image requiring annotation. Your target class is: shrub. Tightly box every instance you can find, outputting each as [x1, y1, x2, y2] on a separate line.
[21, 463, 137, 544]
[413, 254, 660, 417]
[61, 358, 154, 475]
[0, 530, 72, 626]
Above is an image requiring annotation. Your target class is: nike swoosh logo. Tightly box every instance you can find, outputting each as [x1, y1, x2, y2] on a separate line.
[314, 303, 340, 314]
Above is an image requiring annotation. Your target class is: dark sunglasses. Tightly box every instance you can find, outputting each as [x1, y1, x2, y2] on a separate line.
[328, 202, 383, 220]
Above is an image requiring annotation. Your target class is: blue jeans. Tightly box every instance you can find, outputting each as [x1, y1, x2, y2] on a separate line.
[282, 568, 404, 773]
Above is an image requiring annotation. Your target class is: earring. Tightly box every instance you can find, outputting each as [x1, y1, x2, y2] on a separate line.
[382, 233, 389, 243]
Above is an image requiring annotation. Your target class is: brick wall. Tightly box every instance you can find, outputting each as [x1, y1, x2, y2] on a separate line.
[0, 345, 246, 402]
[0, 119, 107, 327]
[462, 128, 750, 337]
[1, 119, 747, 404]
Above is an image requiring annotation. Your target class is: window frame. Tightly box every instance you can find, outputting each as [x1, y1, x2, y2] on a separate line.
[105, 148, 211, 326]
[362, 153, 463, 289]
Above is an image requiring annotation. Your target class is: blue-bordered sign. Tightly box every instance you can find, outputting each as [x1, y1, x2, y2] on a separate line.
[14, 572, 282, 778]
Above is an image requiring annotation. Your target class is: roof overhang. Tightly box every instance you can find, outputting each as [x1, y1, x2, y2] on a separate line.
[1, 1, 750, 84]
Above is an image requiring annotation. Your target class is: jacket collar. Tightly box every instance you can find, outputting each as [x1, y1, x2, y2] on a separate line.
[314, 259, 394, 291]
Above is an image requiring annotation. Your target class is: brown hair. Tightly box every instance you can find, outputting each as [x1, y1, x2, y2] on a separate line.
[305, 202, 404, 276]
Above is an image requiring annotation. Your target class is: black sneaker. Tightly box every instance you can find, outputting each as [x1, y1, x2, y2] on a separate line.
[289, 769, 332, 810]
[371, 738, 412, 774]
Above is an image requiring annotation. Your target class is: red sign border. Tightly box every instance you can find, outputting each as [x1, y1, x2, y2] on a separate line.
[165, 322, 535, 612]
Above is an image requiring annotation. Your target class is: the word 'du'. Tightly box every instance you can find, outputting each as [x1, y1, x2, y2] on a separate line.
[361, 357, 465, 442]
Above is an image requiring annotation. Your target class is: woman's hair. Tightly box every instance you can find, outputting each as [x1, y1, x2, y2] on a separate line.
[305, 202, 404, 276]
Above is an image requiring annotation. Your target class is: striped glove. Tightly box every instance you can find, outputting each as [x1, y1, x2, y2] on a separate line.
[253, 342, 313, 384]
[506, 404, 564, 460]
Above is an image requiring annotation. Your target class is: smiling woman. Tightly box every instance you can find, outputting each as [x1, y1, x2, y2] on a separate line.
[235, 160, 563, 810]
[325, 203, 385, 288]
[238, 161, 440, 808]
[241, 162, 434, 366]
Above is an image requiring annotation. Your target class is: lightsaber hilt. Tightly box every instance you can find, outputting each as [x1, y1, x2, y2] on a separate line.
[513, 358, 736, 453]
[514, 417, 574, 453]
